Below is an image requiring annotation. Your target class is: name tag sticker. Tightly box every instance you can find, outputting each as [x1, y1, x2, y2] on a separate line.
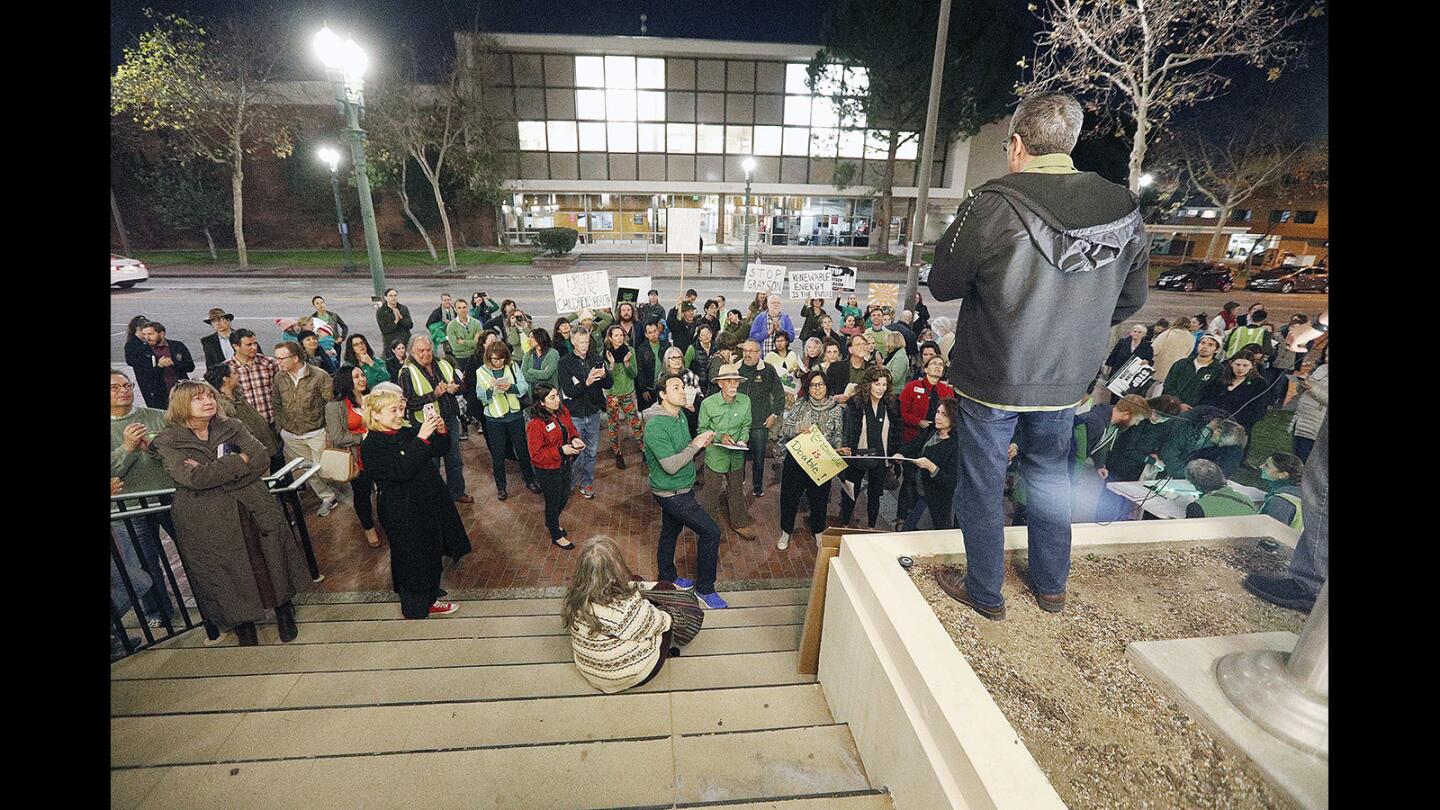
[546, 422, 557, 432]
[915, 387, 925, 395]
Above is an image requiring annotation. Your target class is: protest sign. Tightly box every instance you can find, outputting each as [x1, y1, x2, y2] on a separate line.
[744, 262, 788, 293]
[665, 208, 703, 254]
[616, 275, 651, 305]
[789, 268, 831, 299]
[828, 264, 857, 292]
[552, 270, 612, 314]
[1106, 355, 1154, 396]
[785, 425, 849, 486]
[867, 282, 899, 308]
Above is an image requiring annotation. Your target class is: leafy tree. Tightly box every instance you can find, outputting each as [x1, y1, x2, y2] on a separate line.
[135, 155, 233, 259]
[809, 0, 1024, 255]
[111, 8, 294, 268]
[1022, 0, 1324, 192]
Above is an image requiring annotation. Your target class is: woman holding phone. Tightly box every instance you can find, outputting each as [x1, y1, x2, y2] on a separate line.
[526, 383, 584, 550]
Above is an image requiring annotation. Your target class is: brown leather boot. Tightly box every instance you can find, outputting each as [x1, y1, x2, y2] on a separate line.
[276, 602, 299, 642]
[935, 568, 1006, 621]
[1035, 591, 1066, 613]
[235, 622, 259, 646]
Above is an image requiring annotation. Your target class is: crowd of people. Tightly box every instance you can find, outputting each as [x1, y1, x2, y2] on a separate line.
[110, 92, 1329, 687]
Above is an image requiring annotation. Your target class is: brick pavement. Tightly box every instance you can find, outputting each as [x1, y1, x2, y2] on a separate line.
[298, 426, 862, 594]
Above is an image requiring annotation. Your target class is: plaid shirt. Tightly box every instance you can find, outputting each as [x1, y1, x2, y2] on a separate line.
[228, 353, 279, 423]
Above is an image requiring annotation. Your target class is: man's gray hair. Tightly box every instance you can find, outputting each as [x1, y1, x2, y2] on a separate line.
[1184, 459, 1227, 493]
[406, 334, 434, 357]
[571, 325, 591, 338]
[1009, 92, 1084, 156]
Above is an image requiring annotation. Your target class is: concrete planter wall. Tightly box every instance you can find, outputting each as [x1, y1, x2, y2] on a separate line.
[817, 515, 1301, 809]
[532, 254, 581, 269]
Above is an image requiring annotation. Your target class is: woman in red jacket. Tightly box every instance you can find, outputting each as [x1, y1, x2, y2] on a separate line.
[896, 355, 955, 528]
[526, 382, 585, 550]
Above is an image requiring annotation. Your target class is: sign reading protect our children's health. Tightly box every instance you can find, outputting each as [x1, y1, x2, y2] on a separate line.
[552, 270, 612, 314]
[743, 262, 788, 293]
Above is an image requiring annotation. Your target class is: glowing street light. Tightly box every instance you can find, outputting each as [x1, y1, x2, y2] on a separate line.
[315, 146, 356, 273]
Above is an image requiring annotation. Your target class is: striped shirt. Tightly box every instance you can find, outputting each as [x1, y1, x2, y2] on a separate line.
[569, 590, 672, 694]
[228, 354, 279, 423]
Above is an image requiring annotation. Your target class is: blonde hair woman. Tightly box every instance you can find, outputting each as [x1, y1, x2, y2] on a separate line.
[358, 389, 472, 619]
[152, 380, 312, 646]
[563, 536, 675, 694]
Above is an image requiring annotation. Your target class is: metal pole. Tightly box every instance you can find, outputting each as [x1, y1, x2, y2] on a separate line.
[742, 174, 753, 272]
[329, 169, 358, 273]
[1216, 579, 1329, 759]
[343, 96, 387, 303]
[902, 0, 953, 313]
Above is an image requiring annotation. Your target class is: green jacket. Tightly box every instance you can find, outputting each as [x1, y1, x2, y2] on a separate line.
[1189, 487, 1257, 517]
[738, 361, 785, 426]
[697, 393, 752, 472]
[522, 348, 560, 390]
[722, 317, 752, 346]
[1164, 357, 1222, 406]
[605, 347, 638, 397]
[446, 316, 486, 359]
[356, 357, 391, 389]
[642, 407, 698, 492]
[111, 406, 174, 497]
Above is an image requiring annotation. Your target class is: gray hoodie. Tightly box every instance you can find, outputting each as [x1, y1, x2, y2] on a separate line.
[929, 170, 1149, 408]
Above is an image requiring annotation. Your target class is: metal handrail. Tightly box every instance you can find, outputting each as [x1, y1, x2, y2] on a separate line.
[267, 462, 321, 494]
[264, 457, 307, 482]
[109, 503, 171, 519]
[112, 487, 177, 502]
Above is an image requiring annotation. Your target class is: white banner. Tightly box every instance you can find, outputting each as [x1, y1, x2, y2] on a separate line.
[744, 262, 788, 293]
[665, 208, 703, 254]
[789, 269, 831, 299]
[615, 275, 652, 305]
[552, 270, 612, 314]
[828, 264, 857, 292]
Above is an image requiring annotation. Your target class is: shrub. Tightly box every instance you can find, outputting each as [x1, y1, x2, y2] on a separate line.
[534, 227, 578, 256]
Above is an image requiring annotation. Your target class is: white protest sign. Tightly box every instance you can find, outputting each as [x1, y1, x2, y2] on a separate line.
[552, 270, 612, 314]
[615, 275, 651, 305]
[828, 264, 857, 292]
[744, 262, 788, 293]
[789, 269, 831, 299]
[665, 208, 703, 254]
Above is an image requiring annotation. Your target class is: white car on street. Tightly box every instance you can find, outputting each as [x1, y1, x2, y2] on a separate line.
[111, 255, 148, 289]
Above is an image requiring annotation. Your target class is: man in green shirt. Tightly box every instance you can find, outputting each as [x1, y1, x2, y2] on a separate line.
[697, 363, 756, 540]
[642, 374, 727, 609]
[738, 339, 785, 497]
[1163, 334, 1222, 406]
[109, 369, 177, 626]
[1183, 459, 1258, 518]
[446, 299, 486, 433]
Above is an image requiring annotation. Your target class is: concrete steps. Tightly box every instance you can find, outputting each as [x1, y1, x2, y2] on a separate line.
[111, 587, 892, 809]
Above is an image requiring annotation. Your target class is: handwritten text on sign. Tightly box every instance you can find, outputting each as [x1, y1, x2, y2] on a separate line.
[785, 425, 848, 486]
[789, 269, 832, 299]
[743, 262, 788, 293]
[552, 270, 612, 314]
[828, 264, 857, 292]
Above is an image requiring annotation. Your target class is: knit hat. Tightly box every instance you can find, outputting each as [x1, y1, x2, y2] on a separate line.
[577, 308, 595, 322]
[203, 308, 234, 325]
[713, 363, 744, 381]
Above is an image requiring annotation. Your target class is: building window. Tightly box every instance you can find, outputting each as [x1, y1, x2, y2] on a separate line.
[578, 122, 607, 151]
[607, 121, 637, 152]
[1294, 210, 1318, 224]
[725, 125, 754, 155]
[636, 57, 665, 89]
[754, 125, 782, 156]
[637, 91, 665, 121]
[575, 56, 605, 87]
[606, 89, 636, 121]
[811, 96, 840, 128]
[638, 123, 666, 152]
[604, 55, 636, 88]
[843, 66, 869, 95]
[517, 121, 547, 151]
[838, 129, 864, 158]
[1199, 209, 1217, 219]
[667, 123, 696, 153]
[696, 124, 725, 153]
[864, 130, 889, 159]
[546, 121, 577, 152]
[1270, 209, 1293, 224]
[784, 95, 811, 126]
[576, 89, 606, 120]
[783, 126, 809, 156]
[785, 63, 810, 94]
[1229, 209, 1252, 223]
[809, 128, 838, 158]
[895, 134, 918, 160]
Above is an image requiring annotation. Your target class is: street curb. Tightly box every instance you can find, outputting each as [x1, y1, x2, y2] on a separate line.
[147, 264, 916, 282]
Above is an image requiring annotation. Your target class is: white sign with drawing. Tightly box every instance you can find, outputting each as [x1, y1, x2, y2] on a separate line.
[615, 276, 652, 304]
[789, 269, 832, 299]
[743, 262, 788, 293]
[828, 264, 857, 292]
[665, 208, 703, 254]
[552, 270, 612, 314]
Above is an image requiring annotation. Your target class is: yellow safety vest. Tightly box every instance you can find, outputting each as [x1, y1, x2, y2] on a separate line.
[405, 359, 458, 422]
[475, 363, 523, 419]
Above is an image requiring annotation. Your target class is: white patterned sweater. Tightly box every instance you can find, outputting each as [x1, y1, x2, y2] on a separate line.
[569, 590, 673, 694]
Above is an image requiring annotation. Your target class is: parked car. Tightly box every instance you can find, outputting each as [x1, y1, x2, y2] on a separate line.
[111, 255, 148, 289]
[1246, 265, 1328, 294]
[1154, 262, 1234, 292]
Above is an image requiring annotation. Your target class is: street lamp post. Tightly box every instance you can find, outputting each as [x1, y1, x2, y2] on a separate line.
[317, 147, 357, 273]
[314, 26, 386, 303]
[741, 156, 756, 270]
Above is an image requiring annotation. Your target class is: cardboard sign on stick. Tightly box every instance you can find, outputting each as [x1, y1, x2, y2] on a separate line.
[552, 270, 612, 314]
[828, 264, 857, 292]
[867, 282, 899, 308]
[789, 268, 831, 299]
[785, 425, 848, 486]
[616, 275, 651, 305]
[665, 208, 703, 254]
[744, 262, 788, 293]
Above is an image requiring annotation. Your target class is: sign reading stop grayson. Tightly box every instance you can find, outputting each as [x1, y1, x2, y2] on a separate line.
[828, 264, 857, 292]
[744, 262, 788, 293]
[789, 269, 831, 299]
[785, 425, 848, 486]
[552, 270, 612, 314]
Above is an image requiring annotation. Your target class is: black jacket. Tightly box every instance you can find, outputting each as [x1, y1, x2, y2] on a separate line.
[842, 395, 901, 468]
[1106, 336, 1153, 372]
[898, 427, 958, 498]
[667, 312, 697, 354]
[201, 332, 229, 367]
[634, 338, 671, 394]
[929, 170, 1149, 407]
[133, 339, 196, 408]
[558, 350, 612, 418]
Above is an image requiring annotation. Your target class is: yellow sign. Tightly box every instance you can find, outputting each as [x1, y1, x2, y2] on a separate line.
[785, 425, 848, 486]
[867, 282, 899, 308]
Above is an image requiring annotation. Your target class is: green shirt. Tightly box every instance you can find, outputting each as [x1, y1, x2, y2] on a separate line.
[1164, 357, 1221, 406]
[446, 316, 485, 359]
[605, 348, 638, 397]
[643, 409, 697, 491]
[110, 407, 175, 499]
[697, 393, 752, 472]
[1021, 152, 1079, 174]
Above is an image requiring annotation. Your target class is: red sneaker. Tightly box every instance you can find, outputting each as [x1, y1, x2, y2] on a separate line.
[429, 601, 459, 616]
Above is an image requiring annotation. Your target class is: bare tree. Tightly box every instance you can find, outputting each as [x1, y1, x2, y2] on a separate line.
[111, 10, 294, 269]
[368, 142, 439, 261]
[1178, 131, 1307, 260]
[1022, 0, 1323, 192]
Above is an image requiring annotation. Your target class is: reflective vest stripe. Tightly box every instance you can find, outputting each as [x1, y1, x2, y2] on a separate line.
[477, 364, 522, 419]
[405, 360, 457, 421]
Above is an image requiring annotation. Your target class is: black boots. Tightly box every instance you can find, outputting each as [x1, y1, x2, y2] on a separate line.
[235, 622, 259, 646]
[276, 602, 298, 643]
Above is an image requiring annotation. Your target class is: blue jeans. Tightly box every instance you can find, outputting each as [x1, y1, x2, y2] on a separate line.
[571, 411, 603, 489]
[654, 491, 722, 594]
[953, 398, 1075, 608]
[430, 415, 467, 499]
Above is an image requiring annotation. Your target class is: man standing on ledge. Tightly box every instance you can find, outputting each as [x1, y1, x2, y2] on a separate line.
[927, 93, 1149, 620]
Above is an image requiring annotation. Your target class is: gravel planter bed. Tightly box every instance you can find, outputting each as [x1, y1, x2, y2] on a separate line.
[909, 542, 1306, 809]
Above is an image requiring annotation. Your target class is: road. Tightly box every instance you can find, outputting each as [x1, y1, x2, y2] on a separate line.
[110, 275, 1328, 373]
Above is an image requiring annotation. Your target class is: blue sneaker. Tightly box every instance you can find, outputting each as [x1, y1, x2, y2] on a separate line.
[673, 577, 695, 589]
[697, 591, 728, 610]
